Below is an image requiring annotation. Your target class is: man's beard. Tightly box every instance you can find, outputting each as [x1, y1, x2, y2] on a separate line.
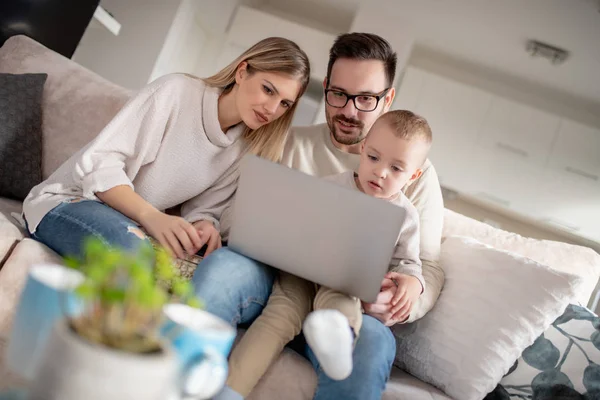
[325, 109, 374, 146]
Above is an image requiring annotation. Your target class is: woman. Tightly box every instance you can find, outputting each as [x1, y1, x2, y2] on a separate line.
[23, 37, 310, 259]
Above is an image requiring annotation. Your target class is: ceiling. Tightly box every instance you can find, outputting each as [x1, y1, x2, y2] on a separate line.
[262, 0, 600, 109]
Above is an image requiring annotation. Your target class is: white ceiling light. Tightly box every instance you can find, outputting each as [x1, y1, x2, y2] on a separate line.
[525, 40, 569, 65]
[93, 6, 121, 36]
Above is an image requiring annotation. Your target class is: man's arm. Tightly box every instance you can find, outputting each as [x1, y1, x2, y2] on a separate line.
[402, 160, 445, 323]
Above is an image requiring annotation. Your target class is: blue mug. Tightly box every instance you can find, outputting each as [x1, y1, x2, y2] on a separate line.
[6, 264, 84, 381]
[162, 304, 236, 399]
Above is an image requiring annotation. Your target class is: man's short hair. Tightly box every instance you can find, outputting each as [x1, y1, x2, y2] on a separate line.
[326, 32, 397, 89]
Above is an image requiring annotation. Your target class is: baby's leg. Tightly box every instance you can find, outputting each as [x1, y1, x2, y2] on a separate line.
[303, 287, 362, 380]
[226, 272, 314, 397]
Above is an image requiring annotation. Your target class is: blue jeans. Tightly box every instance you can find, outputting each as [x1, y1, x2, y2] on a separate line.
[192, 247, 275, 327]
[193, 248, 396, 400]
[29, 200, 151, 258]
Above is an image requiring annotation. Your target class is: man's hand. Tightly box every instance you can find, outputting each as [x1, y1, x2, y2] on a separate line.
[192, 220, 222, 257]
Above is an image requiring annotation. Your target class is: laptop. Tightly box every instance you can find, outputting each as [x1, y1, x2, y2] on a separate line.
[228, 155, 406, 303]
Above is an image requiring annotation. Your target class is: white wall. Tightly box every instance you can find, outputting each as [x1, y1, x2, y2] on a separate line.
[192, 0, 241, 78]
[149, 0, 208, 82]
[350, 3, 414, 87]
[73, 0, 182, 89]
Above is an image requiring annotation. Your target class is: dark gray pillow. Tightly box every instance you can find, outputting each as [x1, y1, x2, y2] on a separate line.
[0, 73, 47, 200]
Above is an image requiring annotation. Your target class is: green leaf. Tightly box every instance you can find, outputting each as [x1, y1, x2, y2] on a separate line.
[505, 359, 518, 377]
[155, 262, 176, 281]
[84, 237, 107, 260]
[532, 370, 574, 392]
[554, 304, 595, 326]
[137, 284, 155, 307]
[149, 287, 168, 309]
[130, 262, 153, 286]
[483, 385, 510, 400]
[172, 279, 193, 297]
[584, 363, 600, 392]
[63, 256, 81, 270]
[86, 263, 111, 283]
[186, 297, 203, 309]
[523, 334, 560, 370]
[155, 247, 172, 267]
[584, 389, 600, 400]
[592, 331, 600, 351]
[532, 384, 583, 400]
[75, 281, 97, 299]
[100, 288, 126, 304]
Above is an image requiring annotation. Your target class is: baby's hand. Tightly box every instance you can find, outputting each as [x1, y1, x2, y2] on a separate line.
[386, 272, 423, 322]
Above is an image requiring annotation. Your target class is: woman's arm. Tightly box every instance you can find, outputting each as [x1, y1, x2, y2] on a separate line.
[78, 76, 205, 258]
[97, 185, 202, 259]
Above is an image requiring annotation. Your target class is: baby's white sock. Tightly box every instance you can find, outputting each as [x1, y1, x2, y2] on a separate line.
[303, 309, 354, 381]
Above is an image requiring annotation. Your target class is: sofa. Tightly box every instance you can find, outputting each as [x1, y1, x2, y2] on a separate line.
[1, 35, 600, 399]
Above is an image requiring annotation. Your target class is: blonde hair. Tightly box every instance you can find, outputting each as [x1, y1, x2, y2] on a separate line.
[378, 110, 433, 144]
[203, 37, 310, 162]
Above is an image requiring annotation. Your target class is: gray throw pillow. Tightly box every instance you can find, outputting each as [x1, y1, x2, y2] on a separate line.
[0, 73, 47, 200]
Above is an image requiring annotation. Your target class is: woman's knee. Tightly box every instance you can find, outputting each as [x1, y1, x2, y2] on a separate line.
[33, 201, 149, 257]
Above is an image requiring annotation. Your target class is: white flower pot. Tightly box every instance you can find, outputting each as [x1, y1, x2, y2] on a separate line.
[29, 319, 179, 400]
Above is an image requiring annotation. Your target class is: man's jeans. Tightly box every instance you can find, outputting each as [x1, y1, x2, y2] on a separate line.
[192, 247, 396, 400]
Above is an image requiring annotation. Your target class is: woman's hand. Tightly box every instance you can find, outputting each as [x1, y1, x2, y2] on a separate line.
[192, 220, 222, 257]
[140, 210, 203, 259]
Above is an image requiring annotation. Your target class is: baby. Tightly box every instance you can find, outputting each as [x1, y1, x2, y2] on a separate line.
[226, 110, 433, 397]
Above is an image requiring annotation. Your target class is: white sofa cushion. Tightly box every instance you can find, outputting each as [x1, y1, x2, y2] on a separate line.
[0, 197, 26, 266]
[443, 209, 600, 307]
[393, 236, 584, 400]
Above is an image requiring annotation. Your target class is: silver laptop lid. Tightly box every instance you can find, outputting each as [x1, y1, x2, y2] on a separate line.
[228, 155, 406, 303]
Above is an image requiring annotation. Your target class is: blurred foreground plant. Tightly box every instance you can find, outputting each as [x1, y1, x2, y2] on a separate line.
[64, 238, 202, 353]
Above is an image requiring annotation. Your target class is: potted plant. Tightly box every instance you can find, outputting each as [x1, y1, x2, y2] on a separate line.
[28, 238, 202, 400]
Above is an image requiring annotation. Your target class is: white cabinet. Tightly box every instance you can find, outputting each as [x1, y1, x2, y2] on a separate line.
[394, 65, 600, 244]
[404, 70, 492, 192]
[467, 148, 545, 216]
[225, 6, 336, 81]
[546, 119, 600, 187]
[477, 97, 561, 167]
[532, 169, 600, 241]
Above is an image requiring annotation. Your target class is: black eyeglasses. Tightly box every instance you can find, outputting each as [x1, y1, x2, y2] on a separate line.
[324, 88, 390, 112]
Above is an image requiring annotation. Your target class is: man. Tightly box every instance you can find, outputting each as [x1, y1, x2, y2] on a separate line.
[193, 33, 445, 400]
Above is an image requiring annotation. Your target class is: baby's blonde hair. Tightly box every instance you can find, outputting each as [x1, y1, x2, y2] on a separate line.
[377, 110, 432, 144]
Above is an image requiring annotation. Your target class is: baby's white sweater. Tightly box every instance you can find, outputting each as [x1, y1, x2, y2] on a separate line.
[24, 74, 247, 233]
